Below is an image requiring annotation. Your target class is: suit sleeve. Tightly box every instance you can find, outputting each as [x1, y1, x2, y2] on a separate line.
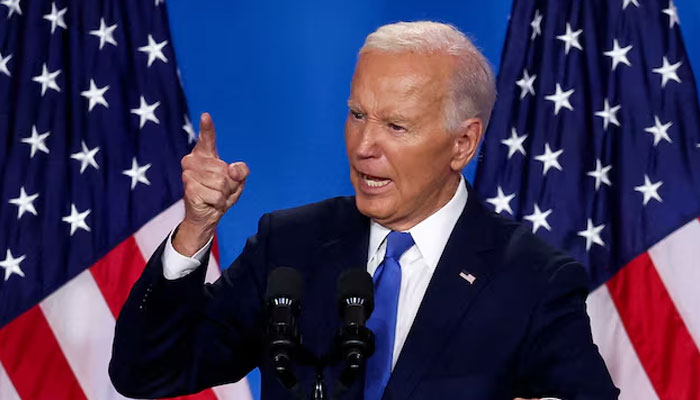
[109, 213, 273, 398]
[515, 259, 620, 399]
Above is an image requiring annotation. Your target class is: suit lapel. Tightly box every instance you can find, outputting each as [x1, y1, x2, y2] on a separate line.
[385, 191, 499, 399]
[305, 203, 370, 398]
[303, 201, 370, 358]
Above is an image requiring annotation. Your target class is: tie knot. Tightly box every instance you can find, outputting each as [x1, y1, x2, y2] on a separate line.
[384, 231, 414, 260]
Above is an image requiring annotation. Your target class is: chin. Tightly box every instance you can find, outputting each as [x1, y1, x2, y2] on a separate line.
[354, 195, 392, 221]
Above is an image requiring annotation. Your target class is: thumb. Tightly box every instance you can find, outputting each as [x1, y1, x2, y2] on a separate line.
[228, 162, 250, 182]
[193, 112, 219, 157]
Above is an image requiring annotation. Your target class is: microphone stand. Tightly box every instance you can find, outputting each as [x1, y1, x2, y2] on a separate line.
[267, 268, 375, 400]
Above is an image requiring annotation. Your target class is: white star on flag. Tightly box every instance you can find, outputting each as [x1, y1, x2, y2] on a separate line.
[8, 187, 39, 219]
[183, 114, 196, 144]
[644, 116, 673, 146]
[545, 83, 574, 115]
[89, 18, 118, 49]
[486, 186, 515, 215]
[516, 69, 536, 99]
[70, 141, 100, 174]
[80, 79, 110, 111]
[62, 204, 91, 236]
[32, 63, 61, 95]
[556, 23, 583, 55]
[634, 174, 663, 205]
[130, 96, 160, 128]
[43, 2, 67, 34]
[501, 127, 527, 159]
[523, 204, 552, 233]
[662, 0, 680, 28]
[530, 10, 542, 40]
[603, 39, 632, 71]
[587, 159, 612, 190]
[594, 99, 621, 130]
[123, 158, 152, 189]
[1, 0, 22, 18]
[0, 249, 26, 281]
[535, 143, 564, 175]
[21, 126, 50, 158]
[652, 56, 682, 88]
[622, 0, 639, 9]
[138, 34, 168, 67]
[578, 219, 606, 251]
[0, 51, 11, 77]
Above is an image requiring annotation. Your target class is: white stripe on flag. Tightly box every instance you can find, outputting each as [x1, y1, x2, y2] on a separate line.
[40, 270, 128, 400]
[0, 362, 21, 400]
[648, 218, 700, 350]
[205, 253, 221, 284]
[587, 284, 658, 400]
[134, 200, 185, 259]
[212, 380, 254, 400]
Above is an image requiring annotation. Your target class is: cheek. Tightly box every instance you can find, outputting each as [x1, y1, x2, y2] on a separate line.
[395, 147, 449, 188]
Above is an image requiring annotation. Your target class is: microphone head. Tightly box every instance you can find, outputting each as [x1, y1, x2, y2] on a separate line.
[265, 267, 303, 303]
[337, 269, 374, 317]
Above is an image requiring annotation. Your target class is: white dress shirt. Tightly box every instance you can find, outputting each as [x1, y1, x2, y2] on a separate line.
[161, 176, 468, 370]
[366, 176, 467, 369]
[161, 231, 213, 279]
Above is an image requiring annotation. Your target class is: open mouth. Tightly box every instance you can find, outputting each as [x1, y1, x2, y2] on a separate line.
[359, 172, 391, 188]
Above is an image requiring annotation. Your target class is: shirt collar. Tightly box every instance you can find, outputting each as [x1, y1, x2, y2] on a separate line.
[367, 175, 468, 271]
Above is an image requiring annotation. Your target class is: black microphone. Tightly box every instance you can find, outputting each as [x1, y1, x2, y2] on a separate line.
[335, 269, 375, 390]
[337, 269, 375, 328]
[265, 267, 303, 391]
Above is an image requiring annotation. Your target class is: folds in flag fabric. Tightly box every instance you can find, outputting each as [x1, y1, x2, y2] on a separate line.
[0, 1, 251, 399]
[475, 0, 700, 398]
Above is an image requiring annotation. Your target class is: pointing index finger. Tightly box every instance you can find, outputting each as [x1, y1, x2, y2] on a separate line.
[193, 112, 219, 158]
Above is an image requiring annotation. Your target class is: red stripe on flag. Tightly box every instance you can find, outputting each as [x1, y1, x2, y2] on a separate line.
[0, 306, 88, 400]
[212, 235, 220, 264]
[607, 252, 700, 399]
[90, 235, 148, 318]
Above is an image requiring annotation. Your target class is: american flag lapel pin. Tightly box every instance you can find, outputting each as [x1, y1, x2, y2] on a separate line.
[459, 270, 476, 285]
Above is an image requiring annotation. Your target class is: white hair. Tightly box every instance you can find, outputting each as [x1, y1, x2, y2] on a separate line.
[359, 21, 497, 133]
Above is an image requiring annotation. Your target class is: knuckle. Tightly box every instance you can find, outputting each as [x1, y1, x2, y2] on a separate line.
[181, 154, 192, 169]
[184, 185, 195, 200]
[182, 170, 195, 184]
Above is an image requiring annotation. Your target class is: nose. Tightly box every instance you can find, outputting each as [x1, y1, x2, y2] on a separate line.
[354, 123, 381, 159]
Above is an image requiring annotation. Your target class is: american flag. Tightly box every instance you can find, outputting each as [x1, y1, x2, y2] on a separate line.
[475, 0, 700, 398]
[0, 1, 251, 399]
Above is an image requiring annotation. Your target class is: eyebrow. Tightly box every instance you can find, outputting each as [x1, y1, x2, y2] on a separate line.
[346, 100, 413, 123]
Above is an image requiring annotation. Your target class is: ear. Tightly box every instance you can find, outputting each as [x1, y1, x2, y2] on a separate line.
[450, 117, 484, 171]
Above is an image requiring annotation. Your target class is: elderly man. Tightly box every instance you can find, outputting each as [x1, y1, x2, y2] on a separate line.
[110, 21, 619, 399]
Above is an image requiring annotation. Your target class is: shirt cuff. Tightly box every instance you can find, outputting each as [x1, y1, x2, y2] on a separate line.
[161, 229, 214, 280]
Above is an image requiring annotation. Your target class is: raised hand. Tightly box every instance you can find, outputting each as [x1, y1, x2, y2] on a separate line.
[173, 113, 249, 256]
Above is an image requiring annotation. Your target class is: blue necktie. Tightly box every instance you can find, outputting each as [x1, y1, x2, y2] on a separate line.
[364, 231, 414, 400]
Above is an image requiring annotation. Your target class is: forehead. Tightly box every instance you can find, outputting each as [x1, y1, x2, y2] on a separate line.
[349, 51, 454, 107]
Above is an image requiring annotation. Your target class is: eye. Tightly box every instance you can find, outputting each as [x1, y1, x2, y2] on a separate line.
[388, 123, 406, 132]
[350, 110, 365, 120]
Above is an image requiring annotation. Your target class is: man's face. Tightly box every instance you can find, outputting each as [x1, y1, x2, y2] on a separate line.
[345, 51, 465, 230]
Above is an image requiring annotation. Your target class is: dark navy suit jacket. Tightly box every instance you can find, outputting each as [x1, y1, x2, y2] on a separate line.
[109, 191, 619, 399]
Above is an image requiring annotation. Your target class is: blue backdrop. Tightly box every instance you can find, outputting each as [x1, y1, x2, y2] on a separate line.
[165, 1, 700, 397]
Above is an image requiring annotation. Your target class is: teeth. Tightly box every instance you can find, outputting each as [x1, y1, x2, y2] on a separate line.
[361, 174, 390, 188]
